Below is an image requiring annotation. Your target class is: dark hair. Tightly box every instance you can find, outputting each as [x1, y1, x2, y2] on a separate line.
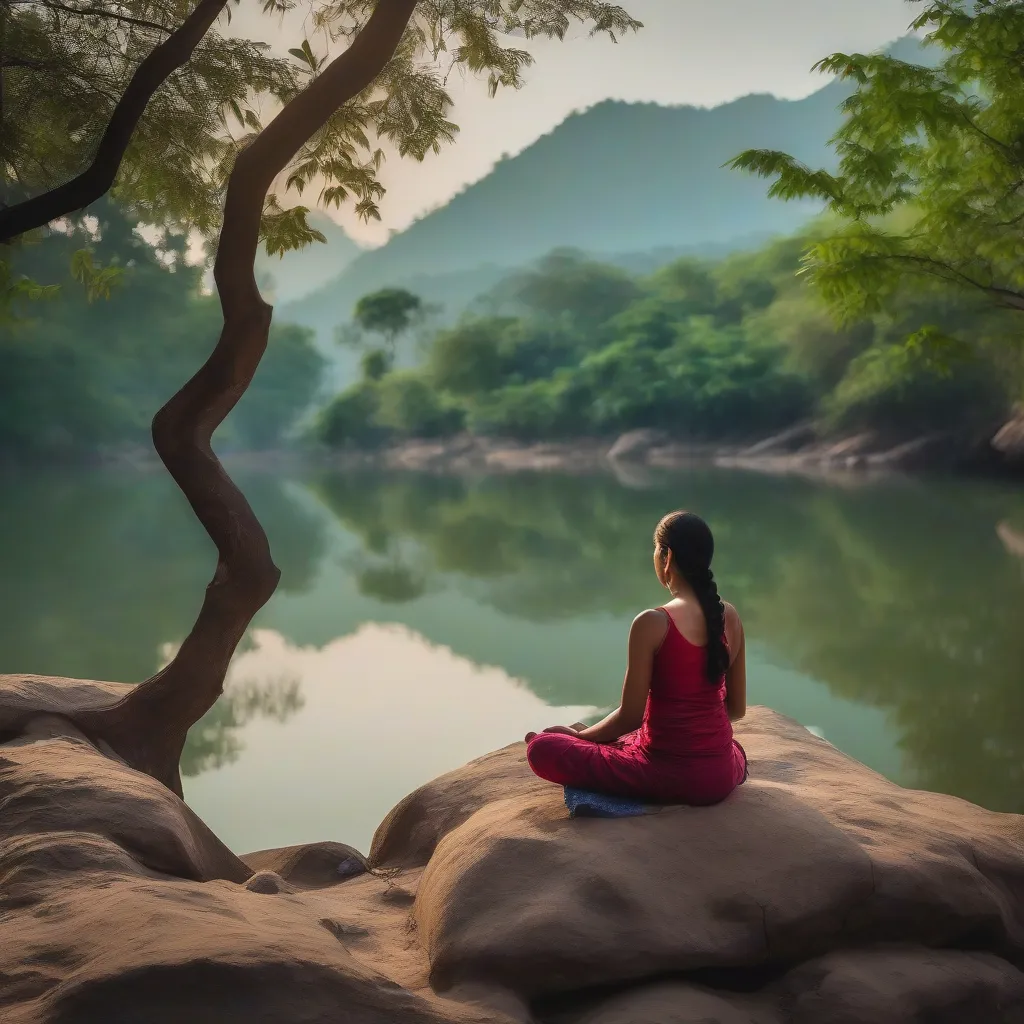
[654, 510, 728, 684]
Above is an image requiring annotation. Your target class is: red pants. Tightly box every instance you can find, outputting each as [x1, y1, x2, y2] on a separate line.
[527, 731, 748, 806]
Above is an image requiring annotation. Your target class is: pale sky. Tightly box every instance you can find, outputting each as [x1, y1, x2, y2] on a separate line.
[236, 0, 917, 246]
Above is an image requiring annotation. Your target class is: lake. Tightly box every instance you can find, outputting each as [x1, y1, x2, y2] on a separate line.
[1, 464, 1022, 855]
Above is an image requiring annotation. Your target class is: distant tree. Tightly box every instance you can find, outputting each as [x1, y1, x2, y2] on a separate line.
[353, 287, 425, 351]
[1, 0, 642, 802]
[730, 0, 1024, 361]
[339, 286, 427, 375]
[427, 317, 516, 396]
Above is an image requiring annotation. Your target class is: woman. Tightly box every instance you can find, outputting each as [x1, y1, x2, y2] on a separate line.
[526, 510, 748, 806]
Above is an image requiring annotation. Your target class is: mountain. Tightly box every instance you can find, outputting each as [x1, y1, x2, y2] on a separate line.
[255, 212, 363, 305]
[280, 34, 935, 385]
[282, 83, 847, 349]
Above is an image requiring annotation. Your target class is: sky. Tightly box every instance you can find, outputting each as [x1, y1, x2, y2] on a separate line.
[235, 0, 918, 247]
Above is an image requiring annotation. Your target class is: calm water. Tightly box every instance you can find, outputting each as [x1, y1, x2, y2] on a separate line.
[2, 465, 1022, 854]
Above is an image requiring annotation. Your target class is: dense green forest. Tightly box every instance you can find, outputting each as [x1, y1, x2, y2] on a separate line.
[1, 201, 325, 461]
[315, 11, 1024, 455]
[316, 237, 1022, 449]
[281, 76, 857, 349]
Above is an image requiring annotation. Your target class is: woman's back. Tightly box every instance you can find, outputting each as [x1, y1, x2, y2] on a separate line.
[640, 608, 734, 758]
[525, 508, 748, 806]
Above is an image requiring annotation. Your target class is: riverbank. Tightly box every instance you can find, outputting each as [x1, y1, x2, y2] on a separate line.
[23, 407, 1019, 486]
[318, 416, 1024, 484]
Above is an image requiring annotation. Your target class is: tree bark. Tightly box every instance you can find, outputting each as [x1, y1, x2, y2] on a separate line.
[79, 0, 420, 796]
[0, 0, 229, 241]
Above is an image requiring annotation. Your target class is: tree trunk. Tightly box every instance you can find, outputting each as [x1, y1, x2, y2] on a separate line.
[79, 0, 420, 795]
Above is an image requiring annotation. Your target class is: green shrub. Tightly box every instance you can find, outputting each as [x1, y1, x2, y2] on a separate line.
[580, 320, 813, 438]
[824, 344, 1008, 437]
[317, 381, 385, 447]
[375, 371, 464, 438]
[465, 379, 572, 440]
[428, 318, 510, 396]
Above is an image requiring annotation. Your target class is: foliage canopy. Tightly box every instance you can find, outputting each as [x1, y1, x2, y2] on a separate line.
[353, 286, 424, 347]
[316, 236, 1019, 449]
[2, 0, 641, 269]
[1, 200, 324, 458]
[730, 0, 1024, 344]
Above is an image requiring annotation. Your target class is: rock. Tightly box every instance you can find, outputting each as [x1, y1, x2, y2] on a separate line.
[244, 841, 369, 886]
[545, 949, 1024, 1024]
[1, 670, 1022, 1024]
[544, 981, 777, 1023]
[606, 429, 670, 462]
[0, 868, 484, 1024]
[369, 743, 552, 870]
[414, 784, 875, 995]
[774, 947, 1024, 1024]
[998, 521, 1024, 559]
[389, 709, 1024, 1000]
[0, 682, 514, 1024]
[819, 433, 878, 462]
[864, 433, 962, 472]
[0, 673, 132, 733]
[0, 714, 251, 885]
[737, 421, 816, 457]
[993, 406, 1024, 465]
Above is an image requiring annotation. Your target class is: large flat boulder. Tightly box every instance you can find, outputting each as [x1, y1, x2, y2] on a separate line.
[382, 708, 1024, 1005]
[0, 670, 1021, 1024]
[0, 680, 509, 1024]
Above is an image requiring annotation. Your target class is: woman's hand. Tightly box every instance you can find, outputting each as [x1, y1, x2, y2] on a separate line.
[524, 724, 580, 742]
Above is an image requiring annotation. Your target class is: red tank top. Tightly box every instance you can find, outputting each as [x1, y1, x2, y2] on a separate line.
[638, 607, 735, 758]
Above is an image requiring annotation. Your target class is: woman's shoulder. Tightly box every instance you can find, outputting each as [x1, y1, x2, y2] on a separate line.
[633, 606, 671, 629]
[631, 607, 672, 644]
[722, 600, 744, 645]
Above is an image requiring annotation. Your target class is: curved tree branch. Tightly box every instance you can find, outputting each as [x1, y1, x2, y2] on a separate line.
[853, 251, 1024, 313]
[0, 0, 230, 243]
[78, 0, 420, 796]
[37, 1, 173, 35]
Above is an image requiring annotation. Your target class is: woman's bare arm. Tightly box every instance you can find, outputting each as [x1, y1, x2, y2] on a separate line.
[575, 609, 665, 744]
[724, 602, 747, 722]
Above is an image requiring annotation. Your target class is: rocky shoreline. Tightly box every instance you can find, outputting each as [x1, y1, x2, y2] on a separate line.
[319, 412, 1024, 483]
[0, 673, 1022, 1023]
[67, 406, 1024, 484]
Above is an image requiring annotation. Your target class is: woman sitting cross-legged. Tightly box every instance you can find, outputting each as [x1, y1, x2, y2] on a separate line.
[526, 509, 748, 807]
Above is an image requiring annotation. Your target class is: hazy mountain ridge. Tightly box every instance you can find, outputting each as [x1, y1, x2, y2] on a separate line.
[281, 34, 934, 384]
[282, 83, 848, 345]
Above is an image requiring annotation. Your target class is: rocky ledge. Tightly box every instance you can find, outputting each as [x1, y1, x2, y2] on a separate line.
[1, 674, 1023, 1023]
[322, 416, 1024, 483]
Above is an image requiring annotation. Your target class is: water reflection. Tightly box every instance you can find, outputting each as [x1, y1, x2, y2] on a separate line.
[182, 625, 598, 854]
[0, 465, 1021, 850]
[0, 470, 327, 682]
[314, 470, 1024, 813]
[998, 520, 1024, 560]
[181, 673, 305, 777]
